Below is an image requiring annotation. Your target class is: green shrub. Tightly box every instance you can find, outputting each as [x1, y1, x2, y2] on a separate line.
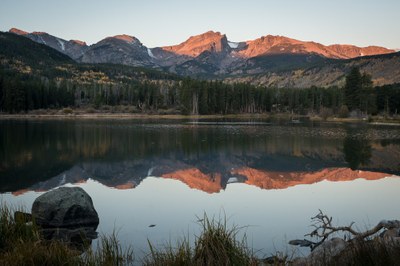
[85, 107, 97, 114]
[62, 107, 73, 114]
[338, 105, 349, 118]
[320, 107, 333, 121]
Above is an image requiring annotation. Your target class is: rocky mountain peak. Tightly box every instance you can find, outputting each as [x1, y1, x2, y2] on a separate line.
[80, 33, 152, 67]
[9, 28, 89, 60]
[70, 40, 87, 46]
[108, 34, 139, 45]
[161, 30, 230, 57]
[237, 35, 315, 58]
[9, 27, 28, 35]
[328, 44, 395, 58]
[8, 27, 398, 81]
[31, 31, 48, 35]
[236, 35, 395, 59]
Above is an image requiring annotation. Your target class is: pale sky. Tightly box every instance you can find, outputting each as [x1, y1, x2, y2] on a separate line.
[1, 0, 399, 49]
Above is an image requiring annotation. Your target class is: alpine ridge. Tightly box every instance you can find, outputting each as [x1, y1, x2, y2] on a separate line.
[79, 34, 154, 67]
[161, 31, 231, 57]
[7, 28, 399, 86]
[9, 28, 88, 60]
[10, 27, 394, 61]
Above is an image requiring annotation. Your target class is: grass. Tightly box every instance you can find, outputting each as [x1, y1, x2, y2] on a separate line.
[143, 214, 259, 266]
[0, 203, 134, 266]
[328, 238, 400, 266]
[82, 233, 134, 266]
[1, 202, 400, 265]
[144, 239, 193, 266]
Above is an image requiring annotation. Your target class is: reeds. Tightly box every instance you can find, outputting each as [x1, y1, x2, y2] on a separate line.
[1, 202, 399, 266]
[144, 213, 258, 266]
[0, 203, 134, 266]
[328, 238, 400, 266]
[82, 231, 134, 266]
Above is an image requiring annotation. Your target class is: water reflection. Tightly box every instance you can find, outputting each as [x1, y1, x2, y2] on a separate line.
[40, 225, 98, 253]
[343, 136, 372, 170]
[1, 119, 400, 259]
[0, 119, 399, 194]
[6, 160, 392, 195]
[342, 126, 373, 170]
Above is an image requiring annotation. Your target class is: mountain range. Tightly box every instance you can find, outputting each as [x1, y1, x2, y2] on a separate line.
[6, 28, 400, 87]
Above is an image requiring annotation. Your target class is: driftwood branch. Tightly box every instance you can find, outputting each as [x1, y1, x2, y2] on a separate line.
[289, 209, 400, 251]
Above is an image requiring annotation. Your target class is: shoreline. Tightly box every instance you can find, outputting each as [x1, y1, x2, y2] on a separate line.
[0, 113, 271, 120]
[0, 112, 399, 125]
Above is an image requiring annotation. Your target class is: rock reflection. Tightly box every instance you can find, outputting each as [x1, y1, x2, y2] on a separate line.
[39, 226, 98, 253]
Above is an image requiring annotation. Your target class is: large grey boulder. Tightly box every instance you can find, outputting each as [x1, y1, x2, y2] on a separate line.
[32, 187, 99, 228]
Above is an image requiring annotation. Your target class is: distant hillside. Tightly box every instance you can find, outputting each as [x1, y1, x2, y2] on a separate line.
[0, 32, 178, 82]
[9, 28, 88, 60]
[0, 32, 74, 66]
[226, 52, 400, 88]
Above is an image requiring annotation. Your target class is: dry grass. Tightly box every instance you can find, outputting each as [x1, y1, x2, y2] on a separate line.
[0, 203, 134, 266]
[143, 214, 258, 266]
[2, 202, 399, 265]
[328, 238, 400, 266]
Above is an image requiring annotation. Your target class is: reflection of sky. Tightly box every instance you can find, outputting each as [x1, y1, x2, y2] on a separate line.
[2, 175, 400, 259]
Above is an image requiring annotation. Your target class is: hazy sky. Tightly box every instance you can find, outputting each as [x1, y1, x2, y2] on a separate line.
[1, 0, 399, 48]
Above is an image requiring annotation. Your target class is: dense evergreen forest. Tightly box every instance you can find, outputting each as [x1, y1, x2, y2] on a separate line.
[0, 31, 399, 116]
[0, 66, 400, 116]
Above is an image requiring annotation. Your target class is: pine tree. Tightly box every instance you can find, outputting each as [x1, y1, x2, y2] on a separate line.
[344, 67, 375, 114]
[0, 75, 4, 112]
[344, 67, 362, 110]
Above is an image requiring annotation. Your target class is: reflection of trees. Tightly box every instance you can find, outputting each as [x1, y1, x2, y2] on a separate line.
[3, 120, 397, 192]
[343, 133, 372, 170]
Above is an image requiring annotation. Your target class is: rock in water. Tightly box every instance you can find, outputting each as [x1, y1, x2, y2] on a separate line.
[32, 187, 99, 228]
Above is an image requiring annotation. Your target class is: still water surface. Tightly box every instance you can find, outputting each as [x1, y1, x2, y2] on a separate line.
[1, 118, 400, 258]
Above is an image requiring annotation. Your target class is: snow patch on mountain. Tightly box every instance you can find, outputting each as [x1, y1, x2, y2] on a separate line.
[147, 48, 156, 58]
[228, 41, 239, 49]
[57, 39, 65, 51]
[38, 35, 47, 45]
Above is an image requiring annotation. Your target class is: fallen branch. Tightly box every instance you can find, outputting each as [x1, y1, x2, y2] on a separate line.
[289, 209, 400, 251]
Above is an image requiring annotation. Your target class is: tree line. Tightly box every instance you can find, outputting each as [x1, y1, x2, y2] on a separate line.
[0, 67, 399, 116]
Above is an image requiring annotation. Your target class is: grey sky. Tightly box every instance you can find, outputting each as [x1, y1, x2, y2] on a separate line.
[1, 0, 399, 48]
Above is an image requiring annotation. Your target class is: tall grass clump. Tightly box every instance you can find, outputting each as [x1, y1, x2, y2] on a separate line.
[144, 239, 193, 266]
[0, 203, 80, 265]
[82, 231, 134, 266]
[0, 204, 35, 250]
[0, 203, 134, 266]
[144, 213, 258, 266]
[193, 214, 256, 265]
[329, 238, 400, 266]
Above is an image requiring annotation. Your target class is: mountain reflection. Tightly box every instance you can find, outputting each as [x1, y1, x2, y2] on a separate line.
[10, 159, 394, 195]
[1, 119, 399, 194]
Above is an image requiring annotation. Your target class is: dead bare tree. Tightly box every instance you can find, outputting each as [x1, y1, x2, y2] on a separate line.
[289, 209, 400, 251]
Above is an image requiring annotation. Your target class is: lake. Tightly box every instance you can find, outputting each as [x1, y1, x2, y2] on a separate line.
[1, 118, 400, 260]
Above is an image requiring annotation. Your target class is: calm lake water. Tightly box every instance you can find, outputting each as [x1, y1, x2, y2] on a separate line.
[1, 118, 400, 259]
